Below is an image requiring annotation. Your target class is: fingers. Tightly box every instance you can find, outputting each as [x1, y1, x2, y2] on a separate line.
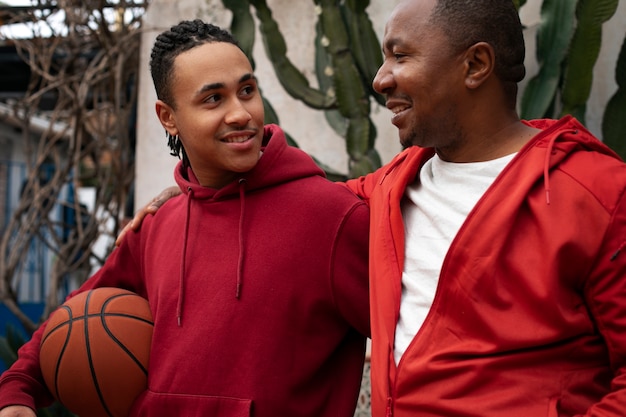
[161, 185, 183, 203]
[114, 186, 182, 247]
[114, 205, 152, 247]
[115, 221, 133, 247]
[0, 405, 37, 417]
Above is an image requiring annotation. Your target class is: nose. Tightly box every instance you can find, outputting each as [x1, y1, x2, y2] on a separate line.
[224, 99, 252, 126]
[372, 61, 393, 95]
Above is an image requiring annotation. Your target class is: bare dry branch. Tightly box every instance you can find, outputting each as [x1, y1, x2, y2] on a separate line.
[0, 0, 148, 333]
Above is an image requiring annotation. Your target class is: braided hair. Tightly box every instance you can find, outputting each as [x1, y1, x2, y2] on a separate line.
[150, 20, 240, 159]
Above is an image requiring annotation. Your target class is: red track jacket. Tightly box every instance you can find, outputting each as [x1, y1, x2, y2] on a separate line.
[346, 116, 626, 417]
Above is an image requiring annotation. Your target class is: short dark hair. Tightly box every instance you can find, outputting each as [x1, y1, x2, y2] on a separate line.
[150, 19, 240, 108]
[429, 0, 526, 101]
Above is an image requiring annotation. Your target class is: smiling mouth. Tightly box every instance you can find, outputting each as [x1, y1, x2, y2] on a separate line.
[222, 134, 253, 143]
[391, 105, 410, 115]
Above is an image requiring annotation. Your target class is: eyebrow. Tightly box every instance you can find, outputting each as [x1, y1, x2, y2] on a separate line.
[382, 37, 402, 52]
[195, 73, 257, 96]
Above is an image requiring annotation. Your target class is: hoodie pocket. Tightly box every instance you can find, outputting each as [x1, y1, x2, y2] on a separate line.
[131, 390, 252, 417]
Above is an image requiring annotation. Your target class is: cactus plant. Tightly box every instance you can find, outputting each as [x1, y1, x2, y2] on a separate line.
[602, 35, 626, 156]
[313, 0, 382, 177]
[560, 0, 620, 119]
[222, 0, 383, 179]
[520, 0, 578, 119]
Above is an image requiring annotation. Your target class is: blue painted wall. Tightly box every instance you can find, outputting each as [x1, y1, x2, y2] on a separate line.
[0, 302, 45, 373]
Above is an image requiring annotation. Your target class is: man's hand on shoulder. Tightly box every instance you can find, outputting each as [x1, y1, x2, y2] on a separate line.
[0, 406, 36, 417]
[115, 185, 182, 246]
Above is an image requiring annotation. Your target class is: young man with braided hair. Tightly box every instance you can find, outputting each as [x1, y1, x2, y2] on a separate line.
[123, 0, 626, 415]
[0, 20, 370, 417]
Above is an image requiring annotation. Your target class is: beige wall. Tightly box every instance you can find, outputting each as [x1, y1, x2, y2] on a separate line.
[135, 0, 626, 208]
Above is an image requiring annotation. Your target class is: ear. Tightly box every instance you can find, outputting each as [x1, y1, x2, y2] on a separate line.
[463, 42, 495, 90]
[155, 100, 178, 136]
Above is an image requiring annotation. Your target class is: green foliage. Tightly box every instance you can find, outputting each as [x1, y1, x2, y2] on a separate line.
[0, 325, 23, 369]
[561, 0, 619, 118]
[36, 403, 76, 417]
[314, 0, 382, 177]
[221, 0, 256, 60]
[602, 35, 626, 157]
[250, 0, 335, 110]
[521, 0, 626, 159]
[520, 0, 577, 119]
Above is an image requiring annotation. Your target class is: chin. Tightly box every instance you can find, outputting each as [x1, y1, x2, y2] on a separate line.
[399, 133, 416, 149]
[236, 158, 262, 173]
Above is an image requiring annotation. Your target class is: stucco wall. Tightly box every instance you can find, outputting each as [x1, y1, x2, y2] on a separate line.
[135, 0, 626, 208]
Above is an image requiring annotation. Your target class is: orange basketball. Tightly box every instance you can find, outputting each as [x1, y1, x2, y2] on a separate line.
[40, 287, 153, 417]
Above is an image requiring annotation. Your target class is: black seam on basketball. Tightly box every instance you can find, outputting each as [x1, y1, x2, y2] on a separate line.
[40, 305, 73, 345]
[53, 305, 73, 403]
[42, 313, 153, 327]
[86, 290, 116, 417]
[101, 295, 151, 375]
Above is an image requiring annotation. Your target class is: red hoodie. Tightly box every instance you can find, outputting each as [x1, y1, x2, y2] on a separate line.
[0, 124, 371, 417]
[346, 116, 626, 417]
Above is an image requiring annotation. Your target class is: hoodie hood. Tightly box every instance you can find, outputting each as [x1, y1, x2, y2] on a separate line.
[522, 115, 621, 205]
[524, 115, 620, 159]
[171, 124, 325, 324]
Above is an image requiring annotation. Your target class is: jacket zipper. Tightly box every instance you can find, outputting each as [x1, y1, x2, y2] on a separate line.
[386, 396, 393, 417]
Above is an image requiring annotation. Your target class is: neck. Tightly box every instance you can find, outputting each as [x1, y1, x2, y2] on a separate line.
[437, 119, 541, 163]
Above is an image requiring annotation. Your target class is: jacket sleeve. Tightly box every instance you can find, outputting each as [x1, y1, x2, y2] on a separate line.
[329, 200, 371, 338]
[582, 189, 626, 416]
[0, 231, 146, 412]
[343, 170, 385, 204]
[343, 150, 414, 203]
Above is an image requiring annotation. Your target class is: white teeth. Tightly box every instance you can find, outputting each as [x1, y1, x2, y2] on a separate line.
[391, 106, 409, 115]
[223, 135, 250, 143]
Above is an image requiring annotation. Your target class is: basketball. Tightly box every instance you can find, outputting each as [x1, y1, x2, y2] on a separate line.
[40, 287, 153, 417]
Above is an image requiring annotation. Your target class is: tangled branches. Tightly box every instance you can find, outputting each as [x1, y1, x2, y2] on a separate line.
[0, 0, 148, 333]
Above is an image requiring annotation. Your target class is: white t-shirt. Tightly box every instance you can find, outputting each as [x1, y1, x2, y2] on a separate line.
[394, 153, 516, 364]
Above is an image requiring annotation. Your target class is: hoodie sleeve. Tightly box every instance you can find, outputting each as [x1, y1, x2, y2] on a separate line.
[0, 231, 146, 412]
[582, 187, 626, 416]
[328, 200, 370, 338]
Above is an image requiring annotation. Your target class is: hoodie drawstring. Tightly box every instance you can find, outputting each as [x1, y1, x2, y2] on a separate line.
[540, 128, 624, 261]
[236, 179, 247, 299]
[543, 136, 558, 205]
[543, 129, 579, 205]
[177, 187, 193, 326]
[177, 180, 248, 326]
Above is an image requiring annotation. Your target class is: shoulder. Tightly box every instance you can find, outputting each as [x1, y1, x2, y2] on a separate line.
[277, 175, 369, 222]
[529, 116, 626, 209]
[558, 149, 626, 211]
[130, 193, 187, 237]
[305, 176, 368, 208]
